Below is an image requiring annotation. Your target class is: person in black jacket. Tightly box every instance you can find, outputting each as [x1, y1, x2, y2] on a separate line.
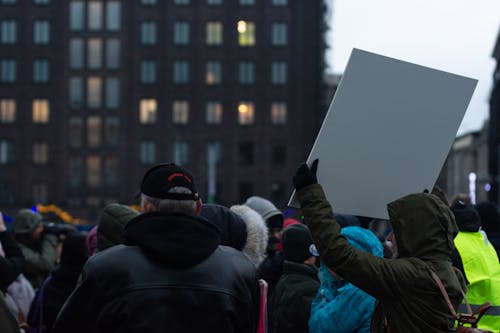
[0, 211, 24, 291]
[54, 163, 260, 333]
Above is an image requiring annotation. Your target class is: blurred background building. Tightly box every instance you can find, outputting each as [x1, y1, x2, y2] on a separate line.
[487, 28, 500, 204]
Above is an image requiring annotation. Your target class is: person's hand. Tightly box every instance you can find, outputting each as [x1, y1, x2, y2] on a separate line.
[0, 212, 6, 232]
[293, 159, 319, 191]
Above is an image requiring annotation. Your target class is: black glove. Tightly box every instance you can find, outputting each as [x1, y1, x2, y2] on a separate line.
[293, 159, 319, 191]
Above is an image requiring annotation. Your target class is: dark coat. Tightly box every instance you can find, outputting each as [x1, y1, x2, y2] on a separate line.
[270, 261, 319, 333]
[258, 251, 284, 298]
[53, 212, 260, 333]
[0, 231, 24, 291]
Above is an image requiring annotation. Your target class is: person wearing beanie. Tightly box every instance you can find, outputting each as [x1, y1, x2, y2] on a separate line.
[475, 201, 500, 259]
[309, 227, 383, 333]
[200, 204, 248, 251]
[270, 224, 320, 333]
[96, 203, 139, 252]
[450, 199, 500, 331]
[276, 218, 300, 252]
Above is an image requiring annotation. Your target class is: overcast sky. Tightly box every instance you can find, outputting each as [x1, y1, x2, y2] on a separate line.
[326, 0, 500, 135]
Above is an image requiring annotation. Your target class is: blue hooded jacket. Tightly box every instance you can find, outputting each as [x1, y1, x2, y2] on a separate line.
[309, 227, 383, 333]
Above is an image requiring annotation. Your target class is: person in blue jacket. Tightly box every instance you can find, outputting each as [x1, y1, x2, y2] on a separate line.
[309, 226, 383, 333]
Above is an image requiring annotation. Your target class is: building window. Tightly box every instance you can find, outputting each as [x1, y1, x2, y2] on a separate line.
[33, 141, 48, 164]
[33, 20, 50, 44]
[70, 1, 85, 31]
[32, 99, 50, 123]
[173, 21, 190, 45]
[238, 141, 254, 166]
[0, 99, 16, 123]
[207, 0, 222, 4]
[237, 20, 255, 46]
[32, 183, 48, 204]
[104, 117, 120, 147]
[69, 157, 83, 188]
[140, 60, 156, 84]
[105, 39, 120, 69]
[271, 23, 287, 46]
[238, 102, 254, 125]
[206, 141, 221, 165]
[139, 99, 157, 124]
[0, 59, 16, 82]
[239, 0, 254, 5]
[0, 0, 17, 4]
[1, 20, 17, 44]
[87, 116, 102, 147]
[69, 77, 83, 108]
[206, 61, 222, 85]
[141, 0, 156, 4]
[206, 101, 222, 124]
[271, 61, 287, 84]
[271, 102, 287, 124]
[206, 21, 223, 45]
[105, 78, 120, 109]
[87, 38, 102, 69]
[104, 156, 119, 187]
[238, 61, 255, 85]
[33, 0, 50, 4]
[0, 140, 13, 164]
[140, 141, 156, 165]
[141, 21, 156, 45]
[172, 100, 189, 124]
[87, 77, 102, 108]
[272, 145, 286, 165]
[69, 38, 84, 69]
[33, 59, 49, 83]
[88, 1, 103, 31]
[173, 60, 189, 84]
[106, 1, 121, 31]
[272, 0, 287, 5]
[68, 117, 83, 148]
[173, 140, 189, 166]
[86, 155, 101, 188]
[174, 0, 189, 5]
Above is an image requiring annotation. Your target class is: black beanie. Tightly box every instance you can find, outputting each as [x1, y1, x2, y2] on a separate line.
[281, 224, 318, 263]
[60, 232, 88, 268]
[450, 202, 481, 232]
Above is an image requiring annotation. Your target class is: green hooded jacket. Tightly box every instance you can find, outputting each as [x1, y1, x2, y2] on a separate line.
[297, 184, 465, 333]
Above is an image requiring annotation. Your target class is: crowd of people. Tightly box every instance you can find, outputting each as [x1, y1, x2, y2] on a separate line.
[0, 161, 499, 332]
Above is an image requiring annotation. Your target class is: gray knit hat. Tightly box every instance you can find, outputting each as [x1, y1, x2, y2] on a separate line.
[244, 196, 283, 229]
[13, 209, 43, 234]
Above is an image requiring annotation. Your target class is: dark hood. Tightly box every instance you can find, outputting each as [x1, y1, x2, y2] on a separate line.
[387, 193, 458, 260]
[200, 204, 247, 251]
[123, 212, 220, 268]
[450, 202, 481, 232]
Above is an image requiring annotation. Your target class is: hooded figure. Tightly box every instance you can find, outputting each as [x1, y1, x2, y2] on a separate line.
[294, 161, 466, 333]
[201, 204, 248, 251]
[96, 204, 139, 252]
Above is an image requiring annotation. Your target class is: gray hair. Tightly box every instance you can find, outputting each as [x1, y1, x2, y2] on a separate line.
[141, 187, 197, 215]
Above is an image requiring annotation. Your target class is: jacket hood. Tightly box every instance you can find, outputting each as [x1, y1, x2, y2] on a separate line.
[97, 203, 139, 252]
[450, 202, 481, 232]
[123, 212, 220, 268]
[200, 204, 247, 251]
[230, 205, 268, 267]
[387, 193, 458, 260]
[13, 209, 42, 235]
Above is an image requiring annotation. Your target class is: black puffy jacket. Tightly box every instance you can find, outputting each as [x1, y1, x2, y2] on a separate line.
[54, 212, 260, 333]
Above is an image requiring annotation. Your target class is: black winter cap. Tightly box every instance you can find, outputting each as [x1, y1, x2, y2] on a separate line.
[281, 224, 318, 263]
[141, 163, 199, 201]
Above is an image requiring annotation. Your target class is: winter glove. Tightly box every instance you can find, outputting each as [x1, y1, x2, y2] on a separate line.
[293, 159, 319, 191]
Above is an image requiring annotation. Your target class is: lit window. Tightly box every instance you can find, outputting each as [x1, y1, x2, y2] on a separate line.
[104, 156, 119, 187]
[87, 77, 102, 108]
[239, 0, 254, 5]
[206, 22, 223, 45]
[32, 99, 50, 124]
[0, 140, 13, 164]
[271, 61, 287, 84]
[1, 20, 17, 44]
[68, 117, 83, 148]
[272, 0, 287, 5]
[139, 99, 157, 124]
[105, 39, 120, 69]
[105, 78, 120, 109]
[69, 157, 83, 188]
[237, 102, 254, 125]
[206, 101, 222, 124]
[86, 155, 101, 188]
[174, 0, 189, 5]
[88, 1, 103, 31]
[237, 20, 255, 46]
[140, 60, 156, 84]
[271, 102, 287, 124]
[104, 117, 120, 147]
[0, 99, 16, 123]
[272, 145, 286, 165]
[141, 21, 156, 45]
[33, 20, 50, 44]
[0, 59, 16, 82]
[173, 141, 189, 166]
[238, 61, 255, 85]
[238, 141, 254, 166]
[69, 38, 84, 69]
[207, 0, 222, 5]
[271, 23, 287, 46]
[206, 61, 222, 85]
[87, 116, 102, 147]
[33, 141, 48, 164]
[33, 59, 49, 83]
[173, 60, 189, 84]
[87, 38, 102, 69]
[172, 100, 189, 124]
[140, 141, 156, 165]
[69, 77, 83, 108]
[32, 183, 48, 204]
[173, 21, 190, 45]
[106, 1, 121, 31]
[69, 2, 85, 31]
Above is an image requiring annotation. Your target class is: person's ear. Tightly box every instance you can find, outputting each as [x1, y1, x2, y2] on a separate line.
[142, 200, 156, 213]
[195, 198, 203, 216]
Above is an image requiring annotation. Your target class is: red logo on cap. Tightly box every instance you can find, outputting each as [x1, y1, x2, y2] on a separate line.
[168, 173, 192, 183]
